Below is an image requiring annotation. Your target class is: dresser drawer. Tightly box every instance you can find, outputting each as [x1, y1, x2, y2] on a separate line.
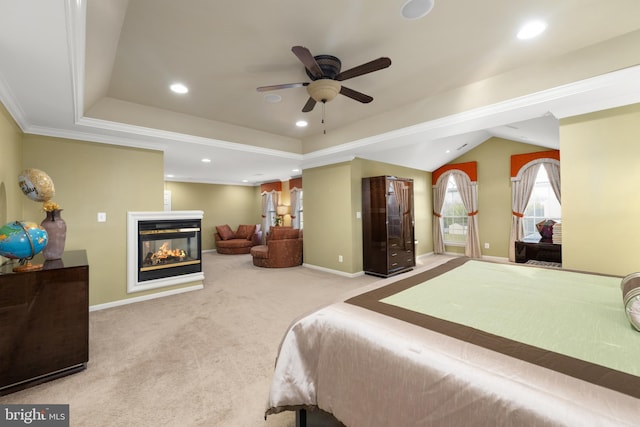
[388, 250, 414, 269]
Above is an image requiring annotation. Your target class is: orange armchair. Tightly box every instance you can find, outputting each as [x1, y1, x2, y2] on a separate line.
[250, 227, 302, 268]
[214, 224, 262, 254]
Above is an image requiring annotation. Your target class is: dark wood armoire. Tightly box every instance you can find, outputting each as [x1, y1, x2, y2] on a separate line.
[362, 176, 415, 277]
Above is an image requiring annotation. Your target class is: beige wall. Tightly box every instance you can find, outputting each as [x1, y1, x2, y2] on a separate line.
[354, 158, 432, 264]
[302, 162, 354, 272]
[164, 181, 261, 250]
[451, 138, 552, 257]
[21, 135, 168, 306]
[302, 158, 430, 275]
[560, 103, 640, 275]
[0, 103, 23, 228]
[8, 100, 640, 303]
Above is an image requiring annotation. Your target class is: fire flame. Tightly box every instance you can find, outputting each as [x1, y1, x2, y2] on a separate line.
[150, 242, 186, 263]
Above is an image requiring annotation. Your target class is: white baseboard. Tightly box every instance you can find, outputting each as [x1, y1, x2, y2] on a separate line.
[481, 255, 510, 263]
[416, 252, 435, 261]
[302, 263, 364, 278]
[438, 251, 509, 264]
[304, 252, 449, 278]
[89, 284, 204, 312]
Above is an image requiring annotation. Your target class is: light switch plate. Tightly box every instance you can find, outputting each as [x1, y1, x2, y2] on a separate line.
[97, 212, 107, 222]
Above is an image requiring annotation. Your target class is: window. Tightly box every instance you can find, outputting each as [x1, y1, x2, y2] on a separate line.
[442, 175, 467, 244]
[296, 190, 303, 229]
[523, 166, 561, 236]
[266, 192, 276, 228]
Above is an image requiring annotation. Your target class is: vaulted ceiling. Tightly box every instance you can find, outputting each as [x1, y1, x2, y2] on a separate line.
[2, 0, 640, 185]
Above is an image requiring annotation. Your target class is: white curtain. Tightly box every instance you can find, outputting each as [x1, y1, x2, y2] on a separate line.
[544, 161, 561, 203]
[509, 163, 541, 262]
[270, 190, 279, 227]
[290, 188, 302, 229]
[260, 192, 269, 244]
[453, 172, 481, 258]
[260, 191, 279, 240]
[432, 175, 448, 254]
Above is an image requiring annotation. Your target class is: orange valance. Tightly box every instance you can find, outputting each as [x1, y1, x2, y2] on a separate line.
[432, 161, 477, 185]
[260, 181, 282, 193]
[510, 150, 560, 178]
[289, 177, 302, 190]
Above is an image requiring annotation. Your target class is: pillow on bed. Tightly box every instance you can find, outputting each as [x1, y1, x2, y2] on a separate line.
[621, 272, 640, 331]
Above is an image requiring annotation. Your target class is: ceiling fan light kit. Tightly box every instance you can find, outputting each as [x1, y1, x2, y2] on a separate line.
[307, 79, 341, 103]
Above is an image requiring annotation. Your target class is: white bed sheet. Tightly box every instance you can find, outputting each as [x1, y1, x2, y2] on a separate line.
[266, 299, 639, 426]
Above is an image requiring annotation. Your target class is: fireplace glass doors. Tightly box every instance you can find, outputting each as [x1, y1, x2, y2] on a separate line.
[137, 219, 202, 282]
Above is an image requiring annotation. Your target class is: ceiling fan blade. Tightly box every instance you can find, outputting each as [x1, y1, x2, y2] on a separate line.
[302, 97, 317, 112]
[256, 82, 309, 92]
[340, 86, 373, 103]
[292, 46, 323, 79]
[335, 57, 391, 81]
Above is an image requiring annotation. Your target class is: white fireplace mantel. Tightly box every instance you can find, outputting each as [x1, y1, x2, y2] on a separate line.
[127, 211, 204, 293]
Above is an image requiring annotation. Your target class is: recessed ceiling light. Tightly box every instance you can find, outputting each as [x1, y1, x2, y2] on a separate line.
[165, 174, 174, 178]
[401, 0, 434, 20]
[264, 93, 282, 103]
[201, 158, 211, 163]
[292, 169, 300, 173]
[242, 179, 249, 183]
[170, 83, 189, 94]
[296, 120, 308, 127]
[517, 20, 547, 40]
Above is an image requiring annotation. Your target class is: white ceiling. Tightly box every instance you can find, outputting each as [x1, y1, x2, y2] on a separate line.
[2, 0, 640, 185]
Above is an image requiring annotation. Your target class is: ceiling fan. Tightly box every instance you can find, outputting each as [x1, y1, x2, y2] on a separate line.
[257, 46, 391, 113]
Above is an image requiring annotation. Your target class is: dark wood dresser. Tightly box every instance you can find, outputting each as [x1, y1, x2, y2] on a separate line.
[362, 176, 415, 277]
[0, 250, 89, 395]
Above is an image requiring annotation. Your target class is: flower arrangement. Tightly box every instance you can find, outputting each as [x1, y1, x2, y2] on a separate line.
[42, 200, 61, 212]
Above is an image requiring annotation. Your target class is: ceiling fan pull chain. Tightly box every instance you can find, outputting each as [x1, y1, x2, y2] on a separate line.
[322, 101, 326, 134]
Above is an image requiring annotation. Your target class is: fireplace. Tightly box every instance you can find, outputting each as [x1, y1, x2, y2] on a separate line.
[138, 218, 201, 282]
[127, 211, 204, 293]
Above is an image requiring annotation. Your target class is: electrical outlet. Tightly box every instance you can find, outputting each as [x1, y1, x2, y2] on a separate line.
[484, 242, 490, 249]
[338, 255, 343, 263]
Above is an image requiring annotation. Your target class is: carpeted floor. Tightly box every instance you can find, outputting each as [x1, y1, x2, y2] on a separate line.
[1, 252, 385, 426]
[1, 252, 453, 426]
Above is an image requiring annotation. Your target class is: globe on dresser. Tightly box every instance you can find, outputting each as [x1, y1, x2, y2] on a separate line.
[0, 221, 48, 260]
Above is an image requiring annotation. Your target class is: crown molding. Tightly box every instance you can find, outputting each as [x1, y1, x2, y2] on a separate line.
[302, 64, 640, 165]
[66, 0, 86, 123]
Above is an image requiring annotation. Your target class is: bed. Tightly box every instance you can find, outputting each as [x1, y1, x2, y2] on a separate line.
[265, 257, 640, 426]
